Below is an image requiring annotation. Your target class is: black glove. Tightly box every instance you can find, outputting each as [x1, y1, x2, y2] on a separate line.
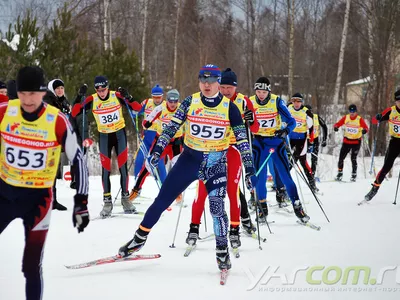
[143, 121, 152, 129]
[78, 84, 88, 97]
[334, 127, 339, 132]
[375, 113, 382, 121]
[307, 143, 314, 153]
[73, 194, 89, 233]
[118, 87, 131, 99]
[362, 129, 367, 134]
[243, 109, 254, 123]
[321, 140, 327, 147]
[274, 128, 289, 139]
[148, 152, 161, 169]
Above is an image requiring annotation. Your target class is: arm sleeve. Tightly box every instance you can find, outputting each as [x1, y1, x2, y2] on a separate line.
[334, 116, 346, 128]
[244, 96, 260, 133]
[154, 96, 191, 154]
[56, 113, 89, 196]
[229, 103, 254, 173]
[277, 98, 296, 133]
[360, 117, 369, 132]
[306, 110, 315, 143]
[318, 116, 328, 141]
[71, 95, 93, 117]
[380, 107, 392, 122]
[145, 104, 163, 123]
[116, 92, 142, 112]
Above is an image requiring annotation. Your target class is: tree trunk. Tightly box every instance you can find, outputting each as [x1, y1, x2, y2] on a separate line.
[173, 0, 181, 87]
[141, 0, 148, 73]
[332, 0, 351, 106]
[103, 0, 111, 51]
[287, 0, 295, 98]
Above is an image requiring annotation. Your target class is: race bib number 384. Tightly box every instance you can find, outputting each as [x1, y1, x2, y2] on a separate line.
[4, 144, 47, 170]
[99, 111, 120, 125]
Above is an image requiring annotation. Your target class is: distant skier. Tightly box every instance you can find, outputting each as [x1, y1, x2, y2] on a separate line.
[333, 104, 369, 182]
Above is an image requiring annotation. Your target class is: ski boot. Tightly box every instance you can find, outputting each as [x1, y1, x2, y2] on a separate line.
[241, 217, 256, 236]
[52, 199, 67, 211]
[129, 187, 141, 201]
[216, 246, 232, 270]
[364, 183, 379, 201]
[256, 201, 269, 224]
[293, 200, 310, 223]
[308, 178, 319, 193]
[276, 187, 290, 208]
[70, 181, 77, 190]
[229, 226, 241, 248]
[100, 194, 113, 217]
[118, 229, 148, 257]
[121, 192, 136, 213]
[335, 171, 343, 181]
[350, 173, 357, 182]
[186, 223, 199, 245]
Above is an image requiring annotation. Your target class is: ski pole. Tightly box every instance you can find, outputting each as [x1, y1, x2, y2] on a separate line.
[169, 191, 186, 248]
[203, 209, 207, 232]
[284, 140, 330, 222]
[369, 123, 380, 175]
[256, 148, 275, 176]
[286, 138, 307, 206]
[393, 170, 400, 205]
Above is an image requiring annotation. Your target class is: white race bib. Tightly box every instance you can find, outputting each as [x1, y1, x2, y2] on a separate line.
[4, 143, 47, 171]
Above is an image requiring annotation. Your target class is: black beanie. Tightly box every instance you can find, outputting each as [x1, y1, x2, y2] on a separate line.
[221, 68, 237, 86]
[94, 75, 108, 89]
[0, 81, 6, 90]
[16, 66, 47, 92]
[395, 89, 400, 101]
[6, 80, 17, 100]
[349, 104, 357, 112]
[291, 92, 304, 100]
[254, 77, 271, 91]
[52, 79, 64, 90]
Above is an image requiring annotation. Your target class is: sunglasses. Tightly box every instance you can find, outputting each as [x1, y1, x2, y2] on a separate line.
[199, 76, 219, 84]
[167, 99, 179, 103]
[96, 87, 108, 93]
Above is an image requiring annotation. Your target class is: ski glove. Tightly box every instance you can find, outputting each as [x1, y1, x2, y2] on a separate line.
[334, 127, 339, 132]
[148, 152, 161, 169]
[243, 109, 254, 123]
[321, 140, 327, 147]
[73, 194, 89, 233]
[274, 128, 289, 139]
[143, 120, 152, 129]
[78, 84, 88, 97]
[118, 87, 131, 100]
[375, 113, 382, 121]
[362, 129, 367, 134]
[245, 171, 258, 191]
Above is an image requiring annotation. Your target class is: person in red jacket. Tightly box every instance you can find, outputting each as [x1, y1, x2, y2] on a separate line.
[0, 81, 8, 103]
[187, 68, 259, 249]
[333, 104, 369, 182]
[364, 89, 400, 201]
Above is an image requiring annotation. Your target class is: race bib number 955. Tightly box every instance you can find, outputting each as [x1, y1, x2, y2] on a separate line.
[4, 144, 47, 170]
[190, 124, 226, 140]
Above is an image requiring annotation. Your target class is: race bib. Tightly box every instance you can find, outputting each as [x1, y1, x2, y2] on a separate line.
[3, 143, 47, 171]
[99, 111, 120, 125]
[345, 126, 358, 134]
[258, 118, 276, 128]
[189, 123, 226, 140]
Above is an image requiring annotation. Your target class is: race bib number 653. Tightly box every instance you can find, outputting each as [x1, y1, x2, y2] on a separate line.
[4, 144, 47, 170]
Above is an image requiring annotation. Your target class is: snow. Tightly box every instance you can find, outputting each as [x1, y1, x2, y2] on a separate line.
[1, 154, 400, 300]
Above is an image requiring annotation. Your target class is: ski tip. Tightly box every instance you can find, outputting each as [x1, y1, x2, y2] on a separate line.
[262, 238, 267, 243]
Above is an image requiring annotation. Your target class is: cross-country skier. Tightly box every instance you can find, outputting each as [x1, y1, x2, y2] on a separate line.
[250, 77, 310, 223]
[333, 104, 369, 182]
[129, 89, 184, 202]
[0, 66, 89, 300]
[71, 76, 141, 216]
[118, 64, 257, 271]
[304, 104, 328, 177]
[287, 93, 318, 192]
[188, 67, 259, 250]
[364, 89, 400, 201]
